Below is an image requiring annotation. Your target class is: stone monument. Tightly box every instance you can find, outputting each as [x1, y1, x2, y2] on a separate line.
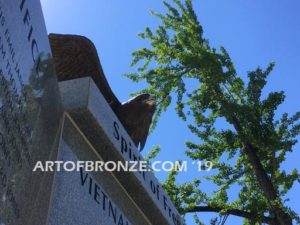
[0, 0, 62, 224]
[0, 1, 185, 225]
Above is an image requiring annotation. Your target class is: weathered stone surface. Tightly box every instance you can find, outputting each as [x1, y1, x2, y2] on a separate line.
[0, 1, 62, 225]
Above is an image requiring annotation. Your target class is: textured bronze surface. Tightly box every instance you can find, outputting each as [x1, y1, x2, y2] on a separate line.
[49, 34, 155, 149]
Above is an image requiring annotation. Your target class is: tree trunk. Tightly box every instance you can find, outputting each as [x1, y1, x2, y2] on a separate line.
[231, 115, 292, 225]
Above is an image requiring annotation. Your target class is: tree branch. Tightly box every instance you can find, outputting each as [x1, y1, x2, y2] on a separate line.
[186, 206, 275, 224]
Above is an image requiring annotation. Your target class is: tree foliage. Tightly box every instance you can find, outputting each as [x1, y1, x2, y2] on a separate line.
[126, 0, 300, 224]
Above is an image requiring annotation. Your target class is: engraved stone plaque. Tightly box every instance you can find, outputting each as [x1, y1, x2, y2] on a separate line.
[46, 113, 153, 225]
[48, 139, 133, 225]
[0, 0, 62, 225]
[58, 78, 185, 225]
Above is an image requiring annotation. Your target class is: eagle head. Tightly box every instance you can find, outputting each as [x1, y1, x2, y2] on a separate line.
[119, 94, 156, 151]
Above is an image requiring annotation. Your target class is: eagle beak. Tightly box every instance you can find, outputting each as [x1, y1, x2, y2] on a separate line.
[145, 96, 156, 106]
[146, 97, 155, 104]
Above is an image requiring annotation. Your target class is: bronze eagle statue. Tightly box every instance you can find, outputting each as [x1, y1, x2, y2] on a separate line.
[49, 33, 155, 150]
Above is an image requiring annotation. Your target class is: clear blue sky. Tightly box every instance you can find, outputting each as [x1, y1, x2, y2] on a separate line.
[40, 1, 300, 224]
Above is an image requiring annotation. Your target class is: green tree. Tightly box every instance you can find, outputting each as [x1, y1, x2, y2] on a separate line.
[126, 0, 300, 224]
